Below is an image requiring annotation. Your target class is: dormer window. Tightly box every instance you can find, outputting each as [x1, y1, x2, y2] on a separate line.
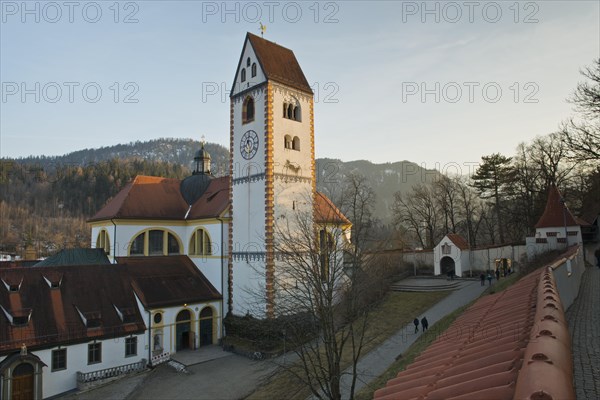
[114, 305, 136, 324]
[76, 306, 102, 329]
[0, 305, 32, 326]
[2, 277, 23, 292]
[43, 274, 63, 289]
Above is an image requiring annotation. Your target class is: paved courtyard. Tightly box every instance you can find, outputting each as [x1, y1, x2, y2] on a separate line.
[566, 266, 600, 400]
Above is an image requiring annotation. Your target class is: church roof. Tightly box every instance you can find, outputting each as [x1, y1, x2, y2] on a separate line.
[89, 175, 229, 222]
[243, 32, 313, 94]
[117, 256, 222, 308]
[314, 192, 351, 225]
[0, 264, 146, 355]
[445, 233, 469, 250]
[534, 185, 578, 229]
[34, 248, 110, 267]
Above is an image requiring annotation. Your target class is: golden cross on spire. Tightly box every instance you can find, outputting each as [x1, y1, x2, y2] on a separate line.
[260, 23, 266, 37]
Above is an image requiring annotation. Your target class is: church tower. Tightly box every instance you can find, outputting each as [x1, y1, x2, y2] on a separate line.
[229, 33, 315, 317]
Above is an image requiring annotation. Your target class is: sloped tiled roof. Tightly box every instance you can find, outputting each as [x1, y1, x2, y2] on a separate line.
[0, 265, 145, 355]
[374, 247, 579, 400]
[445, 234, 469, 250]
[244, 33, 313, 94]
[374, 273, 538, 399]
[314, 192, 351, 225]
[89, 175, 229, 222]
[535, 185, 578, 229]
[34, 248, 110, 267]
[117, 256, 222, 308]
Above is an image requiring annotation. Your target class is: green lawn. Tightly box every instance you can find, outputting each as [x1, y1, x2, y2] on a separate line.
[246, 290, 450, 400]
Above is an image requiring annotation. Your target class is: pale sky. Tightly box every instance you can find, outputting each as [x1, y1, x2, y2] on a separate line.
[1, 1, 598, 170]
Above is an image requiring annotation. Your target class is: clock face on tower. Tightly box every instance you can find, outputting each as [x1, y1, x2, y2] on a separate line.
[240, 130, 259, 160]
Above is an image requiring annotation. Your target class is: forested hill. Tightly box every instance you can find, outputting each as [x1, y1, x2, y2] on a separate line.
[0, 138, 437, 255]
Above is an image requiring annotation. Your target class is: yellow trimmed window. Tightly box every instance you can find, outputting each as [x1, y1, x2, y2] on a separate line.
[189, 229, 212, 256]
[129, 230, 181, 256]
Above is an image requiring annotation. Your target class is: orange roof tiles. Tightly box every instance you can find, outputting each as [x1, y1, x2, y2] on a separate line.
[535, 185, 578, 229]
[373, 252, 576, 400]
[89, 175, 229, 222]
[445, 234, 469, 250]
[375, 273, 538, 400]
[314, 192, 351, 225]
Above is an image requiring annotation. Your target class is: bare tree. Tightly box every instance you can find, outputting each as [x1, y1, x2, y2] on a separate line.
[254, 180, 378, 400]
[391, 184, 440, 248]
[561, 59, 600, 162]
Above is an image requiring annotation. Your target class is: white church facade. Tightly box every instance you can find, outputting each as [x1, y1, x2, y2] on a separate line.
[0, 33, 350, 399]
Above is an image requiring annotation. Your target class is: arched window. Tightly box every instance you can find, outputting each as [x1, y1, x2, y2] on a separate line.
[293, 105, 301, 121]
[189, 228, 212, 256]
[241, 68, 246, 82]
[251, 63, 257, 77]
[292, 136, 300, 151]
[283, 103, 288, 118]
[287, 104, 293, 119]
[284, 135, 292, 149]
[283, 99, 301, 121]
[246, 57, 251, 67]
[242, 96, 254, 124]
[129, 229, 181, 256]
[96, 229, 110, 255]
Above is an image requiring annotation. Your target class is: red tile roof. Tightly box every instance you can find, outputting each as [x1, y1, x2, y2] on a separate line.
[117, 256, 222, 308]
[374, 248, 577, 400]
[314, 192, 351, 225]
[445, 234, 469, 250]
[535, 185, 578, 229]
[89, 175, 229, 222]
[243, 33, 313, 94]
[0, 265, 145, 355]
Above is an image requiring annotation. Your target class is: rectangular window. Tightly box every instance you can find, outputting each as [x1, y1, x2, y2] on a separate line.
[52, 348, 67, 371]
[149, 230, 163, 255]
[125, 337, 138, 357]
[88, 342, 102, 364]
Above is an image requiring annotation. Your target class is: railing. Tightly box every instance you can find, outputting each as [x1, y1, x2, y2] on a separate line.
[76, 359, 147, 390]
[151, 351, 170, 366]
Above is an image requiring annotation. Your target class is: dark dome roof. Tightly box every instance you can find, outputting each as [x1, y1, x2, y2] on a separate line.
[180, 174, 213, 206]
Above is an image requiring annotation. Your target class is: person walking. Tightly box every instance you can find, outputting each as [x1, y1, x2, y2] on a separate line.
[413, 318, 420, 333]
[495, 269, 500, 281]
[487, 272, 493, 286]
[421, 316, 429, 332]
[480, 273, 485, 286]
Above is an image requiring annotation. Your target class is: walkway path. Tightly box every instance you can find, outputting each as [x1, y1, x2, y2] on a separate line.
[337, 279, 488, 399]
[566, 266, 600, 400]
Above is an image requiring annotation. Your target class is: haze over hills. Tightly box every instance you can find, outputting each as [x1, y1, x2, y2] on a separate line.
[5, 138, 440, 221]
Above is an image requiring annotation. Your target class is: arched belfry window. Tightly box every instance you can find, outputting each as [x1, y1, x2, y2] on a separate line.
[241, 68, 246, 83]
[283, 99, 301, 122]
[292, 136, 300, 151]
[251, 63, 257, 77]
[242, 96, 255, 124]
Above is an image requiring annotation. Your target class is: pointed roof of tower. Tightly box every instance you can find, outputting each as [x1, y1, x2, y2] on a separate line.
[234, 32, 313, 94]
[534, 185, 578, 229]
